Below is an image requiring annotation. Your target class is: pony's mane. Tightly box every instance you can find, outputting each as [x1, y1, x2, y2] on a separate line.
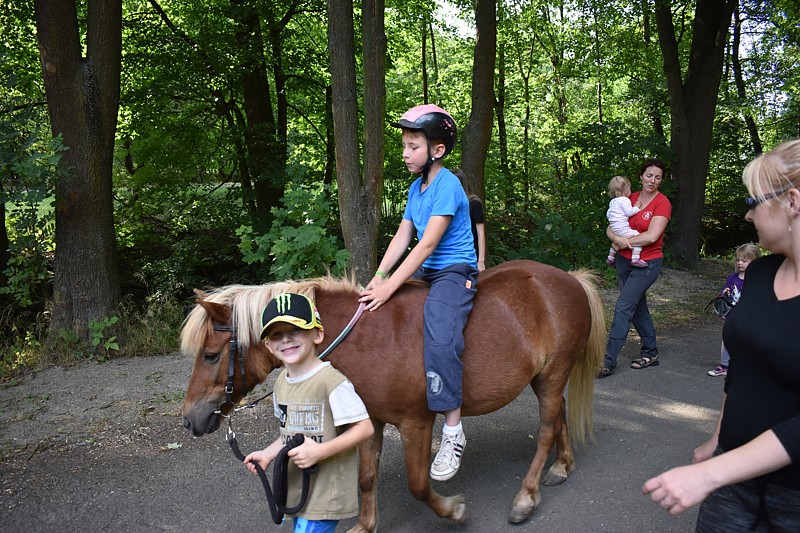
[180, 276, 361, 357]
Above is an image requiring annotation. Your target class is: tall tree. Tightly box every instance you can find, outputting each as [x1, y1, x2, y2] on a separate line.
[34, 0, 122, 341]
[655, 0, 737, 266]
[730, 4, 762, 154]
[460, 0, 497, 200]
[328, 0, 385, 284]
[231, 0, 286, 223]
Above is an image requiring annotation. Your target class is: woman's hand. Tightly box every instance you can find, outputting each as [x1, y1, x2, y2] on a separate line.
[693, 438, 717, 464]
[642, 463, 714, 516]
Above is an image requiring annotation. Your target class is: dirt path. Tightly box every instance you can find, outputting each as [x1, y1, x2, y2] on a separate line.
[0, 264, 729, 532]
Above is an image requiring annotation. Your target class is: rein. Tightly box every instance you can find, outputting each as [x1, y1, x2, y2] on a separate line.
[212, 301, 366, 520]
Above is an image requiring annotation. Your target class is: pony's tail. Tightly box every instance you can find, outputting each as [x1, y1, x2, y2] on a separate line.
[566, 269, 606, 446]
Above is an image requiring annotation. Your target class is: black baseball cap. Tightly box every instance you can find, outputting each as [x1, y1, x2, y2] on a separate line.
[260, 293, 323, 339]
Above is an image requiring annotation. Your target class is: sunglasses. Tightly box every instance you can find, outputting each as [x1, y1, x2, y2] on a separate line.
[745, 188, 795, 208]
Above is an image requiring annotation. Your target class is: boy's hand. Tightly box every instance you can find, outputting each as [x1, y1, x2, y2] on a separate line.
[359, 281, 396, 312]
[243, 451, 272, 474]
[243, 440, 282, 475]
[288, 436, 325, 469]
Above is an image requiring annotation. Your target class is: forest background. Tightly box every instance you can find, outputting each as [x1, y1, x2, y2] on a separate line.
[1, 0, 798, 376]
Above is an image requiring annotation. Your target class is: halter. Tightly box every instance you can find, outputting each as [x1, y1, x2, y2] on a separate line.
[210, 301, 366, 521]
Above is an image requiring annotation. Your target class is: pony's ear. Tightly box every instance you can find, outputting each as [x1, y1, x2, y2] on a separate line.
[193, 288, 209, 300]
[197, 299, 230, 325]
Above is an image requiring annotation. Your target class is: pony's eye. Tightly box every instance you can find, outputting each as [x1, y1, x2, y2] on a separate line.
[203, 351, 220, 364]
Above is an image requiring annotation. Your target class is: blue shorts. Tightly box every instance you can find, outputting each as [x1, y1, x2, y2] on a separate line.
[414, 263, 478, 411]
[292, 517, 338, 533]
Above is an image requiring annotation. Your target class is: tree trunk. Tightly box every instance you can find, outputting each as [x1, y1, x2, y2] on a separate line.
[328, 0, 385, 285]
[730, 5, 762, 155]
[358, 0, 386, 284]
[494, 32, 512, 207]
[34, 0, 121, 342]
[0, 186, 9, 291]
[655, 0, 736, 267]
[460, 0, 496, 201]
[232, 0, 283, 227]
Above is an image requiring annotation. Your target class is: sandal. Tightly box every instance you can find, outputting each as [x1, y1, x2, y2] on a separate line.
[597, 367, 614, 378]
[630, 355, 659, 369]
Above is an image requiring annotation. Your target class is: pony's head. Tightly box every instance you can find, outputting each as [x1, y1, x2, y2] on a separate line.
[180, 282, 311, 436]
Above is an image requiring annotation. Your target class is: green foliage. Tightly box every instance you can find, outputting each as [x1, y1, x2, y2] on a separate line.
[0, 88, 64, 310]
[238, 184, 350, 279]
[89, 316, 121, 354]
[2, 0, 799, 376]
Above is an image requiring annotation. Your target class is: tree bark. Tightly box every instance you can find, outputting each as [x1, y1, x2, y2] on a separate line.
[655, 0, 736, 266]
[460, 0, 496, 201]
[0, 185, 9, 291]
[328, 0, 385, 285]
[231, 0, 284, 226]
[730, 5, 762, 155]
[34, 0, 121, 342]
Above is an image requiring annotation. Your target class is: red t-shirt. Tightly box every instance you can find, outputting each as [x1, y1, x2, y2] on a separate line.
[618, 191, 671, 261]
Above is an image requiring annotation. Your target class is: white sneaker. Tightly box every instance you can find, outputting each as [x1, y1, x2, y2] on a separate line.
[430, 430, 466, 481]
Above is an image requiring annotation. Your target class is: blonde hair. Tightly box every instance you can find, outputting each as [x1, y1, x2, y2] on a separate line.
[734, 243, 760, 270]
[607, 176, 631, 198]
[742, 139, 800, 203]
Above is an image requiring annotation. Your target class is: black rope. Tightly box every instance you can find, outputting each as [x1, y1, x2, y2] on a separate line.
[228, 429, 317, 524]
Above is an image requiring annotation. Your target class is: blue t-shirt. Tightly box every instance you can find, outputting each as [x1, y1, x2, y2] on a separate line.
[402, 168, 477, 269]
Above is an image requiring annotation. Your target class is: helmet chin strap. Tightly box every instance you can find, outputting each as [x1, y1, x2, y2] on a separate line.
[420, 143, 438, 184]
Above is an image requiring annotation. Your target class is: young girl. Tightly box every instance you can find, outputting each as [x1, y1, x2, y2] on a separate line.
[707, 243, 761, 377]
[452, 167, 486, 272]
[605, 176, 646, 267]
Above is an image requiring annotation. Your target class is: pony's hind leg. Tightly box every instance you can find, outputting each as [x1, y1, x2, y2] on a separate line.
[349, 419, 385, 533]
[508, 376, 570, 524]
[399, 417, 467, 524]
[541, 395, 575, 486]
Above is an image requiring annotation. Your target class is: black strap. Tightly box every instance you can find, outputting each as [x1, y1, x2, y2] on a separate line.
[229, 432, 317, 524]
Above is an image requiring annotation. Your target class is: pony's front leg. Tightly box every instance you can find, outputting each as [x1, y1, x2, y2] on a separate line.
[399, 418, 466, 524]
[348, 419, 385, 533]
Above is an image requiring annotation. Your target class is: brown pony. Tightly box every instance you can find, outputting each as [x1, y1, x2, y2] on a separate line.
[181, 260, 604, 531]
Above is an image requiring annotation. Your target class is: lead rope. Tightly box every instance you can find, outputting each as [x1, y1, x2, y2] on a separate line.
[227, 426, 317, 524]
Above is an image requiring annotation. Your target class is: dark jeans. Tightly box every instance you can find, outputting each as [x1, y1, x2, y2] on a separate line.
[696, 475, 800, 532]
[603, 256, 662, 370]
[414, 263, 478, 412]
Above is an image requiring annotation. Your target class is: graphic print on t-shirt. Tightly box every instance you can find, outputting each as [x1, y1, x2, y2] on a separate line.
[279, 400, 326, 442]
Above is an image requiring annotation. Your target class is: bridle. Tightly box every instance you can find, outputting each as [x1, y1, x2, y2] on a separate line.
[208, 301, 366, 522]
[212, 313, 269, 419]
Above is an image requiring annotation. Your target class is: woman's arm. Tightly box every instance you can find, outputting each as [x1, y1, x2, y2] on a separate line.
[643, 429, 791, 516]
[608, 215, 668, 249]
[359, 215, 452, 311]
[476, 222, 486, 272]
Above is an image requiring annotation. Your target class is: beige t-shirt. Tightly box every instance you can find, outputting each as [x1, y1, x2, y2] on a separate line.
[273, 362, 368, 520]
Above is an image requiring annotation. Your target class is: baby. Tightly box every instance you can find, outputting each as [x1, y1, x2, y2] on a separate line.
[605, 176, 646, 267]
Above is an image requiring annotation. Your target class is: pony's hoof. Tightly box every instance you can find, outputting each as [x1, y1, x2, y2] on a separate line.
[542, 470, 568, 486]
[508, 492, 538, 524]
[508, 506, 533, 524]
[448, 494, 467, 524]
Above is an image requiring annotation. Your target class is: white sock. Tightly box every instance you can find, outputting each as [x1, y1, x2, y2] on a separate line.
[443, 422, 462, 437]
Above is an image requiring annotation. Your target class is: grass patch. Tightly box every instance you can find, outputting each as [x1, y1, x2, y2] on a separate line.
[0, 296, 185, 380]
